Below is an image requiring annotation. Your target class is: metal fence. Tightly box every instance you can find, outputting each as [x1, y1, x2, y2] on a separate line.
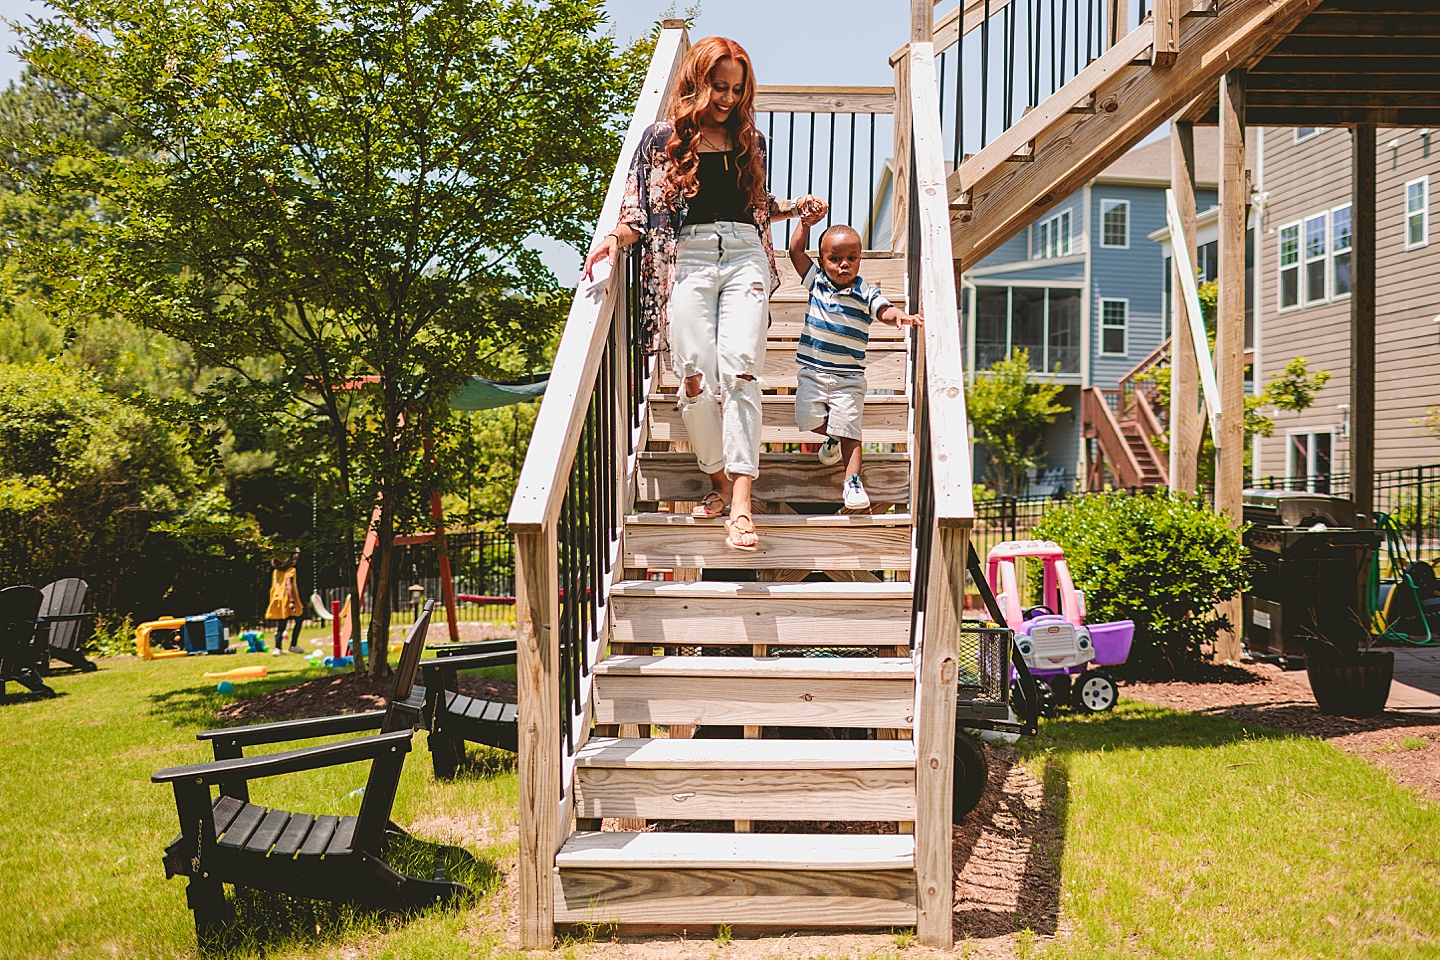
[315, 530, 516, 625]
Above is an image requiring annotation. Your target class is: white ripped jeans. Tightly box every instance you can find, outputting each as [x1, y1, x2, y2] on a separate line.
[669, 221, 770, 478]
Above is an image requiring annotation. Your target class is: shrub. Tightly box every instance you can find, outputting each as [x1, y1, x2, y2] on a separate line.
[1031, 490, 1249, 675]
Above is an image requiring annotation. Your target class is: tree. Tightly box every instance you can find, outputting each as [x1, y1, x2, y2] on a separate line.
[13, 0, 647, 674]
[968, 349, 1071, 496]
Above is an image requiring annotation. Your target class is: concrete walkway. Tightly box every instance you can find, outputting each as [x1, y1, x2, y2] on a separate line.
[1387, 647, 1440, 711]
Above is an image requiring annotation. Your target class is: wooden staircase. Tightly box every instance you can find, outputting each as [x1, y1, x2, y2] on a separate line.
[509, 1, 1335, 948]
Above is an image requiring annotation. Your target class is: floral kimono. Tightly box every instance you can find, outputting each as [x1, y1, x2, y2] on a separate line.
[617, 121, 798, 355]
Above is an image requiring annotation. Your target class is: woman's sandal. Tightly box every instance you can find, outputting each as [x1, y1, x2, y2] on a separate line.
[724, 512, 759, 552]
[690, 491, 731, 518]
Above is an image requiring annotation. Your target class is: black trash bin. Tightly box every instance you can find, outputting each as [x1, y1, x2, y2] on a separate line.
[1242, 491, 1381, 666]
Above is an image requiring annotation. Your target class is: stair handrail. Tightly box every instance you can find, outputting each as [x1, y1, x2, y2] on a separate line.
[904, 41, 973, 950]
[507, 22, 690, 948]
[1082, 385, 1147, 489]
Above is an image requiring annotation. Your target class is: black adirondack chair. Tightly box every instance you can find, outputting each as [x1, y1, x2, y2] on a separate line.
[152, 601, 473, 943]
[421, 638, 518, 778]
[38, 578, 99, 673]
[0, 585, 57, 700]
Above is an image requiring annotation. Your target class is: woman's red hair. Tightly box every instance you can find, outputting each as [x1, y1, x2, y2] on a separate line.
[663, 36, 767, 213]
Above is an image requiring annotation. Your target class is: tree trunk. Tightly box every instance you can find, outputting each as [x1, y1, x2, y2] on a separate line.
[366, 490, 395, 678]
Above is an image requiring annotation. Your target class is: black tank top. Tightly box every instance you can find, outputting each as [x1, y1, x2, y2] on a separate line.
[683, 150, 753, 226]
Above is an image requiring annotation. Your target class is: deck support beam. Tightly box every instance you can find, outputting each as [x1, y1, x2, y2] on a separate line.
[1214, 69, 1247, 663]
[1351, 124, 1377, 520]
[1169, 119, 1202, 494]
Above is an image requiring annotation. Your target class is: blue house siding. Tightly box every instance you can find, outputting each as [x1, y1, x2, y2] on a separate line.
[973, 260, 1085, 284]
[1088, 184, 1167, 387]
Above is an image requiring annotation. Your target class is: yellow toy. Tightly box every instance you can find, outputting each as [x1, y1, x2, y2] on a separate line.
[202, 665, 268, 680]
[135, 617, 188, 659]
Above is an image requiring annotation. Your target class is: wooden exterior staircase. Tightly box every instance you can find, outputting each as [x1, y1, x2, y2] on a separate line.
[509, 0, 1341, 948]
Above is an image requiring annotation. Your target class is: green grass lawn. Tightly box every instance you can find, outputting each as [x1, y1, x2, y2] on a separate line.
[2, 661, 1437, 959]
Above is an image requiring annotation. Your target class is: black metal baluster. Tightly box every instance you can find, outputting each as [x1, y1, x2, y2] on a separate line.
[786, 112, 796, 246]
[982, 0, 991, 146]
[827, 113, 836, 230]
[848, 112, 857, 229]
[868, 114, 878, 248]
[955, 28, 965, 168]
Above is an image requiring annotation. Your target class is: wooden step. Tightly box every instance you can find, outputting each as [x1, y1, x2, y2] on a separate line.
[647, 394, 908, 444]
[611, 580, 913, 647]
[636, 452, 911, 504]
[554, 831, 916, 926]
[655, 343, 908, 392]
[766, 300, 909, 341]
[772, 257, 907, 302]
[623, 513, 912, 571]
[573, 737, 916, 821]
[593, 655, 914, 728]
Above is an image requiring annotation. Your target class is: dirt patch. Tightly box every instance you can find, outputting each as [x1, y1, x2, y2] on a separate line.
[214, 671, 517, 725]
[1124, 660, 1440, 802]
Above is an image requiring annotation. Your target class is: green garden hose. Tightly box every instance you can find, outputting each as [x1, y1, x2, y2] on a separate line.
[1370, 512, 1440, 646]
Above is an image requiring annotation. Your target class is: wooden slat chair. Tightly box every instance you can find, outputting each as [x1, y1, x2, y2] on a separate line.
[421, 638, 518, 777]
[38, 578, 99, 673]
[0, 585, 57, 700]
[152, 601, 474, 943]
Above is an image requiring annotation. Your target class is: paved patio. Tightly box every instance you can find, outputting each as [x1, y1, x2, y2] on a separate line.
[1385, 647, 1440, 711]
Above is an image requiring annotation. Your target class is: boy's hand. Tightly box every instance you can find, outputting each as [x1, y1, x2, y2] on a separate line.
[879, 305, 923, 327]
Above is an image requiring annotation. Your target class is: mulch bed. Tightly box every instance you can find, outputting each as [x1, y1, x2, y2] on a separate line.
[215, 670, 517, 725]
[1123, 659, 1440, 802]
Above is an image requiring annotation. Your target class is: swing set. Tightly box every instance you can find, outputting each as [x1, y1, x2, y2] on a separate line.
[1372, 511, 1440, 646]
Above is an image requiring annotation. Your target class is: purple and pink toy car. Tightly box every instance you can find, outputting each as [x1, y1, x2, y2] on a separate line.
[986, 540, 1134, 713]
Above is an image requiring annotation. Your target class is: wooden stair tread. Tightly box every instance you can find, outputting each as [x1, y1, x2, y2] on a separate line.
[626, 512, 912, 528]
[575, 736, 916, 769]
[638, 451, 910, 465]
[556, 830, 915, 870]
[610, 580, 912, 600]
[595, 655, 913, 680]
[647, 394, 907, 444]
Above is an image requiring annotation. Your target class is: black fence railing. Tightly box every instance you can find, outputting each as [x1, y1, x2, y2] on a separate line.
[936, 0, 1151, 165]
[315, 531, 516, 626]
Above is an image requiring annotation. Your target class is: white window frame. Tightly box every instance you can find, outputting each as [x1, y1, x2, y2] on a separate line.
[1286, 428, 1336, 493]
[1033, 208, 1073, 259]
[1294, 127, 1321, 144]
[1099, 298, 1128, 357]
[1406, 176, 1430, 250]
[1302, 213, 1328, 307]
[1277, 221, 1301, 312]
[1330, 203, 1352, 301]
[1100, 199, 1130, 249]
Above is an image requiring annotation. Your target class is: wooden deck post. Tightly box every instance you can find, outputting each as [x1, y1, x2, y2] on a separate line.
[515, 529, 561, 948]
[1109, 0, 1130, 45]
[1169, 119, 1201, 493]
[891, 56, 912, 256]
[1214, 69, 1247, 663]
[1153, 0, 1180, 66]
[1350, 124, 1377, 520]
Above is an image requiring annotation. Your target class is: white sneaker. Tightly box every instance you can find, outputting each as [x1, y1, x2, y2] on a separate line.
[843, 474, 871, 510]
[818, 437, 842, 466]
[270, 647, 282, 656]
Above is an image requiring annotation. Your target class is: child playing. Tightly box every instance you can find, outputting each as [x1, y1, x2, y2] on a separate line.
[789, 217, 921, 509]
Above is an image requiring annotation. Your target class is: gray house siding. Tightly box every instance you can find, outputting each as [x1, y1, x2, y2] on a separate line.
[973, 260, 1085, 284]
[1254, 126, 1440, 482]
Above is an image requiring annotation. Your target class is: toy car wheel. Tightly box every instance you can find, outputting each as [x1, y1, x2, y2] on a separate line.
[1072, 670, 1118, 713]
[952, 733, 990, 822]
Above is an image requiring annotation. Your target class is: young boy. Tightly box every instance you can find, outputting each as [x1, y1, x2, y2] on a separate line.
[788, 217, 921, 509]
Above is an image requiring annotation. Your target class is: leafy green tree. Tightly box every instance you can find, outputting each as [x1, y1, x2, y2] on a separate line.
[0, 361, 268, 615]
[13, 0, 646, 674]
[968, 349, 1071, 496]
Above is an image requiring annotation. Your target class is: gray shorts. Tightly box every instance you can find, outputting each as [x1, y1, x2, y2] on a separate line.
[795, 366, 867, 440]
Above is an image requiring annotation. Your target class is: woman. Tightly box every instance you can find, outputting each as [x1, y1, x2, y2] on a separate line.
[265, 549, 304, 654]
[585, 36, 827, 551]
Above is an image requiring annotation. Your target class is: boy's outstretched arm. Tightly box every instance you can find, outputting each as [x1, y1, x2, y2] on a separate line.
[877, 303, 923, 327]
[788, 217, 814, 279]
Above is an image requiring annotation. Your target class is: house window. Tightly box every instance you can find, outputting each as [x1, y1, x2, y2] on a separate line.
[973, 285, 1082, 373]
[1303, 213, 1328, 305]
[1034, 209, 1072, 259]
[1100, 200, 1129, 248]
[1196, 240, 1219, 284]
[1287, 430, 1333, 494]
[1295, 127, 1321, 143]
[1100, 299, 1128, 356]
[1278, 222, 1300, 310]
[1406, 176, 1429, 249]
[1331, 204, 1352, 299]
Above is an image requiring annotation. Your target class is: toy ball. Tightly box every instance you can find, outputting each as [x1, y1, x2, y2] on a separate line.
[216, 680, 235, 694]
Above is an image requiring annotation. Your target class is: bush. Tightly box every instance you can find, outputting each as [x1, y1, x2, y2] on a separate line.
[1031, 491, 1249, 675]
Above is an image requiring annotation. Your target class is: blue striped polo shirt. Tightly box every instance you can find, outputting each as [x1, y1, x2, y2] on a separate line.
[796, 264, 894, 373]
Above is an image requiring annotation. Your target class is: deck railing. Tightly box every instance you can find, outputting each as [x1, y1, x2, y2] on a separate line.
[902, 41, 977, 950]
[507, 22, 688, 948]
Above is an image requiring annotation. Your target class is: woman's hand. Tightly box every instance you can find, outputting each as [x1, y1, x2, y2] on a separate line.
[795, 194, 829, 225]
[583, 233, 620, 280]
